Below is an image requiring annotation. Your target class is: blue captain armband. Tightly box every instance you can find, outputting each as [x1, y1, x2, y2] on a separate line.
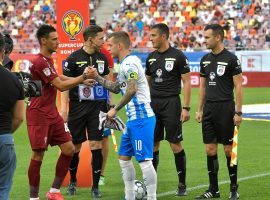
[78, 83, 109, 101]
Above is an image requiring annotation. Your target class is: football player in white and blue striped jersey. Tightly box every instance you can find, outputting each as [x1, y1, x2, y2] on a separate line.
[89, 31, 157, 200]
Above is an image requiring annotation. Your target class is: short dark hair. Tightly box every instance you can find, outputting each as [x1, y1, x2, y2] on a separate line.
[3, 34, 13, 55]
[204, 24, 224, 41]
[83, 25, 103, 41]
[36, 24, 56, 45]
[108, 31, 130, 48]
[151, 23, 170, 39]
[0, 33, 4, 53]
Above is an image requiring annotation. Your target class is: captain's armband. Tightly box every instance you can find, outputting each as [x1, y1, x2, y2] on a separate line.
[127, 71, 138, 80]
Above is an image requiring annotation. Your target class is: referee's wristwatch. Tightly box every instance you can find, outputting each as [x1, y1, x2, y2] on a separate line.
[182, 106, 191, 111]
[235, 111, 243, 116]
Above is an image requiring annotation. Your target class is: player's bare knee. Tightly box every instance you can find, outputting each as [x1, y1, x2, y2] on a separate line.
[205, 144, 217, 156]
[32, 150, 45, 161]
[224, 145, 232, 156]
[170, 142, 183, 153]
[61, 142, 75, 156]
[89, 140, 102, 150]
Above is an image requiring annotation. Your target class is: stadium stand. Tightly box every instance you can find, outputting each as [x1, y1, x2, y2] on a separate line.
[1, 0, 270, 53]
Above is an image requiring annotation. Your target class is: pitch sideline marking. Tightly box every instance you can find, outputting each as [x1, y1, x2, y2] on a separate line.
[157, 172, 270, 198]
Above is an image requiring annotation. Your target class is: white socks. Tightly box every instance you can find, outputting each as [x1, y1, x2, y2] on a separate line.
[49, 188, 60, 193]
[119, 159, 136, 200]
[139, 160, 157, 200]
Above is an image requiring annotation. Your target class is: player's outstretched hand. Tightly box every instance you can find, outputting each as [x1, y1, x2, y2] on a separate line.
[84, 66, 98, 79]
[195, 111, 202, 123]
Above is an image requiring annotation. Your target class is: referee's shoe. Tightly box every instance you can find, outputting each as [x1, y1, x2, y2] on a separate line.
[175, 183, 187, 196]
[229, 184, 239, 200]
[195, 188, 220, 199]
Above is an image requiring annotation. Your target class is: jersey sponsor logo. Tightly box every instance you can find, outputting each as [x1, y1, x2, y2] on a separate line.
[96, 86, 104, 97]
[148, 58, 156, 65]
[236, 59, 242, 70]
[184, 59, 190, 69]
[209, 72, 216, 85]
[202, 61, 210, 68]
[76, 61, 87, 68]
[42, 67, 51, 76]
[82, 86, 91, 98]
[155, 69, 163, 82]
[217, 65, 226, 76]
[165, 60, 174, 72]
[62, 10, 84, 41]
[97, 60, 105, 74]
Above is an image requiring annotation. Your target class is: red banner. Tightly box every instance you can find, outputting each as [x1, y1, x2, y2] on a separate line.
[56, 0, 89, 75]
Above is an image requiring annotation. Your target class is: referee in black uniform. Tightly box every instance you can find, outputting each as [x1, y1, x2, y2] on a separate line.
[145, 23, 191, 196]
[61, 25, 110, 198]
[195, 24, 243, 200]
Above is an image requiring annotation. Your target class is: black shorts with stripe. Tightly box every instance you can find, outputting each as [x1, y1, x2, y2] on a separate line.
[68, 100, 107, 144]
[151, 96, 183, 143]
[202, 100, 235, 145]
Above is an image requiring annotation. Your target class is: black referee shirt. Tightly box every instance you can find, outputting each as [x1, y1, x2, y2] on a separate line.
[200, 48, 242, 102]
[0, 66, 24, 133]
[63, 48, 110, 101]
[145, 46, 190, 97]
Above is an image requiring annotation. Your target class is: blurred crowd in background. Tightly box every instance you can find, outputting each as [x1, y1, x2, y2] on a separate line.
[1, 0, 270, 53]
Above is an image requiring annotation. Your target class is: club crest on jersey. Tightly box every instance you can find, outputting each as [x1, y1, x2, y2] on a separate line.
[96, 86, 104, 97]
[97, 60, 105, 74]
[217, 65, 226, 76]
[42, 67, 51, 76]
[83, 87, 91, 98]
[165, 61, 174, 72]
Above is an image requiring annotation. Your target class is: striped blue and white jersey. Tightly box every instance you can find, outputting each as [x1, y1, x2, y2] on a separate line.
[117, 55, 154, 121]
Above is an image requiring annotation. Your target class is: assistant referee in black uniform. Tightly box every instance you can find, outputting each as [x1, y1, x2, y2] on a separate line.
[195, 24, 243, 200]
[145, 23, 191, 197]
[61, 25, 110, 198]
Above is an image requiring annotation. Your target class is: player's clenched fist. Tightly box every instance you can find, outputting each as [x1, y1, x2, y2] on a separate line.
[195, 111, 202, 123]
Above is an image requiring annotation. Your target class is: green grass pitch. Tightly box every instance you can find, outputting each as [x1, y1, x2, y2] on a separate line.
[10, 88, 270, 199]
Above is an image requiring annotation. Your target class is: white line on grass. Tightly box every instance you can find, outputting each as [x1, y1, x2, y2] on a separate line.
[157, 172, 270, 198]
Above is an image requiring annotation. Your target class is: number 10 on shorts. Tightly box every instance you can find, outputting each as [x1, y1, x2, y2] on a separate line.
[135, 140, 142, 151]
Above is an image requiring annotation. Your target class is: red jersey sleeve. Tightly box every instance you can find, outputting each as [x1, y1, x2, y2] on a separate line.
[101, 48, 114, 68]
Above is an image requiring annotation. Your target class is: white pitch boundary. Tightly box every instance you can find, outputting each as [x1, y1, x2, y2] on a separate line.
[157, 172, 270, 198]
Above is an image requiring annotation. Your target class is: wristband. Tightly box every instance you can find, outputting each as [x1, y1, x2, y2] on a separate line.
[235, 111, 242, 116]
[182, 106, 191, 111]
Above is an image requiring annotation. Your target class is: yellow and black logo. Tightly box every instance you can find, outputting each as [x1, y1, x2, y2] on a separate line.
[62, 10, 84, 41]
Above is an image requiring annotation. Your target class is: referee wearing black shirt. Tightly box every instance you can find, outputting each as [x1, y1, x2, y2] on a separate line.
[195, 24, 243, 200]
[0, 32, 24, 199]
[61, 25, 110, 198]
[145, 23, 191, 196]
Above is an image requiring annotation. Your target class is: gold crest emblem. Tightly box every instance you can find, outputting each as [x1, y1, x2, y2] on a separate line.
[62, 10, 84, 41]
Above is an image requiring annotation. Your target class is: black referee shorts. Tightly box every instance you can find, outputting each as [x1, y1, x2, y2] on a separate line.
[202, 100, 235, 145]
[151, 96, 183, 143]
[68, 100, 107, 144]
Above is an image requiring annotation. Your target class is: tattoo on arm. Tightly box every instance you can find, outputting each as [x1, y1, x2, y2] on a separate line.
[114, 79, 137, 111]
[95, 75, 121, 94]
